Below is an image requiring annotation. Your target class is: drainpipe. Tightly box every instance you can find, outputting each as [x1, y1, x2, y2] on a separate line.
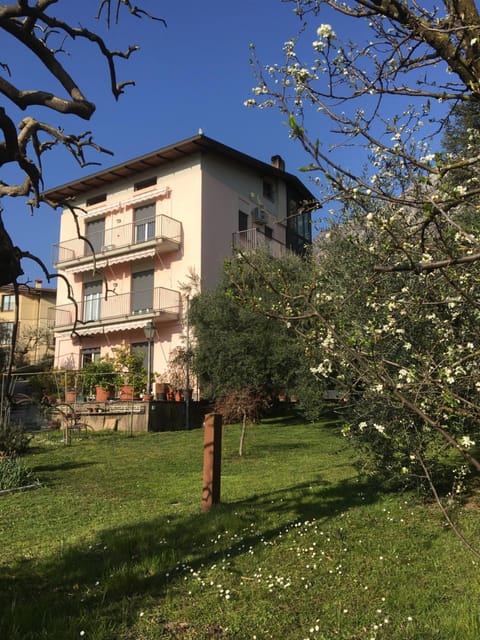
[185, 295, 190, 430]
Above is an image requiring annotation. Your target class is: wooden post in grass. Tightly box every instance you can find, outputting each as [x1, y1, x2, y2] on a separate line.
[202, 413, 222, 512]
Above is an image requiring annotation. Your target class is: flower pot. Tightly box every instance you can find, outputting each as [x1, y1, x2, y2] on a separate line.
[155, 382, 169, 401]
[119, 384, 133, 401]
[95, 385, 111, 402]
[66, 390, 76, 403]
[143, 393, 153, 402]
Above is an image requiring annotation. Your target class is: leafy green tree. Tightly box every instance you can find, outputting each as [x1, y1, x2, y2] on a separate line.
[189, 265, 303, 405]
[443, 100, 480, 163]
[191, 263, 312, 456]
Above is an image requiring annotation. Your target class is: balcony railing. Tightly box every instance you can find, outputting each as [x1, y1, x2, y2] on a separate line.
[53, 286, 181, 332]
[232, 228, 290, 259]
[53, 214, 181, 267]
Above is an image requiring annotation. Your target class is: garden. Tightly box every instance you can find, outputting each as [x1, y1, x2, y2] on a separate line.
[1, 415, 479, 639]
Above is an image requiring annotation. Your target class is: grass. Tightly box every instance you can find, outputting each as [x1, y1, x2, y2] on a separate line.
[1, 415, 480, 639]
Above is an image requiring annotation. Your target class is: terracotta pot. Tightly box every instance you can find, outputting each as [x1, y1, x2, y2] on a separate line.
[119, 384, 133, 401]
[95, 385, 111, 402]
[155, 383, 169, 401]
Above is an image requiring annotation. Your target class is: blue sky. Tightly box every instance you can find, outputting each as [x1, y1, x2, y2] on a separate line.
[2, 0, 444, 283]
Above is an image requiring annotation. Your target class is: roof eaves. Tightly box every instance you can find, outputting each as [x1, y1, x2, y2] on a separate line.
[42, 134, 316, 204]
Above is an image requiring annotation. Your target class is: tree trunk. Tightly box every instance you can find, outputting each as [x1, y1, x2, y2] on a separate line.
[239, 411, 247, 457]
[0, 217, 23, 286]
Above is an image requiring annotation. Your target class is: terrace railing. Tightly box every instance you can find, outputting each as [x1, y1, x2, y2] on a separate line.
[53, 286, 181, 331]
[232, 228, 289, 259]
[53, 214, 181, 267]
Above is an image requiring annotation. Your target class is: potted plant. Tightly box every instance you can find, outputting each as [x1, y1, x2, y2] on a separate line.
[81, 358, 120, 401]
[154, 379, 170, 401]
[62, 369, 78, 403]
[112, 346, 148, 400]
[165, 347, 189, 400]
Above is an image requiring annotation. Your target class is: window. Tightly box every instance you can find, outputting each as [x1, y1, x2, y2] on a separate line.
[134, 203, 156, 243]
[86, 193, 106, 207]
[238, 211, 249, 232]
[83, 280, 102, 322]
[0, 322, 13, 345]
[86, 218, 105, 255]
[132, 342, 149, 371]
[262, 179, 275, 202]
[1, 295, 14, 312]
[131, 270, 154, 314]
[264, 226, 273, 240]
[134, 176, 157, 191]
[81, 347, 101, 366]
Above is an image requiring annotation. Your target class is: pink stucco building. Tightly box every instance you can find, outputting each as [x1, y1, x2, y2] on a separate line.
[45, 134, 314, 387]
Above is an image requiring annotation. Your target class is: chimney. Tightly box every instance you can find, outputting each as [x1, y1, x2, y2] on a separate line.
[271, 155, 285, 171]
[35, 279, 43, 289]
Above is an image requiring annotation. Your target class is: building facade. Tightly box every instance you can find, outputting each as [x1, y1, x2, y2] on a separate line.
[46, 134, 314, 386]
[0, 280, 56, 368]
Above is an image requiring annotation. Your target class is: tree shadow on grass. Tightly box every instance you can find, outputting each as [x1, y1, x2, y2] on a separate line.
[261, 413, 311, 427]
[0, 474, 387, 639]
[32, 461, 97, 473]
[252, 440, 314, 453]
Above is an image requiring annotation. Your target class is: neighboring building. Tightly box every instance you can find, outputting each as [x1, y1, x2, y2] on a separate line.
[45, 133, 315, 382]
[0, 280, 56, 368]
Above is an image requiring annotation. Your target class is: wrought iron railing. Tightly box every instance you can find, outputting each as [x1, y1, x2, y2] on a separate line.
[53, 286, 181, 329]
[53, 214, 181, 265]
[232, 228, 289, 259]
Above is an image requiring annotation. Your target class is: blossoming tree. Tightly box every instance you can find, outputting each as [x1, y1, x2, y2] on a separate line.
[238, 0, 480, 548]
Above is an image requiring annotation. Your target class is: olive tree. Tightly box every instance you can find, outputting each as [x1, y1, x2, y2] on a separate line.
[190, 265, 304, 403]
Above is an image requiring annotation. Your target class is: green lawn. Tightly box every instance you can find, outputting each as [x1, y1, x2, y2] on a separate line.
[1, 416, 479, 639]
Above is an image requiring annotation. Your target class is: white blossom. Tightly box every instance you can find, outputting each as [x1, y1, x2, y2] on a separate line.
[460, 435, 475, 449]
[316, 24, 336, 39]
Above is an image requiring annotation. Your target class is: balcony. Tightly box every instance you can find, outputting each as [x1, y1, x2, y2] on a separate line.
[232, 228, 290, 259]
[53, 214, 181, 270]
[53, 286, 181, 335]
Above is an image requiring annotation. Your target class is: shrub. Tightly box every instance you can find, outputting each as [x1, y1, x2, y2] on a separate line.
[214, 387, 269, 425]
[0, 457, 35, 490]
[0, 423, 32, 457]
